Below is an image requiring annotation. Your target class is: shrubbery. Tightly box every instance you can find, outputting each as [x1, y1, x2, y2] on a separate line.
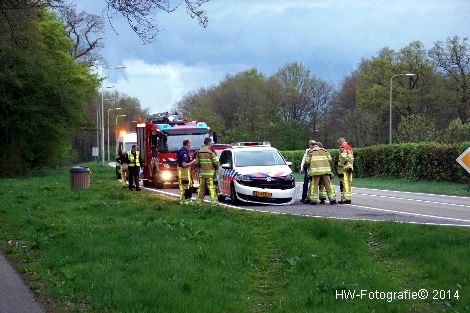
[281, 142, 470, 183]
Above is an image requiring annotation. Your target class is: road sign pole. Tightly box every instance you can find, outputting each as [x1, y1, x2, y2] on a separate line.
[467, 174, 470, 192]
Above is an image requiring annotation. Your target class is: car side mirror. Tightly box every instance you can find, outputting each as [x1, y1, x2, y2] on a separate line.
[286, 161, 292, 166]
[221, 163, 231, 169]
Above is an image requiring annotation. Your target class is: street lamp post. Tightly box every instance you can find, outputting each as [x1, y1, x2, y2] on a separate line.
[101, 86, 115, 165]
[108, 107, 122, 162]
[389, 73, 416, 144]
[98, 65, 126, 166]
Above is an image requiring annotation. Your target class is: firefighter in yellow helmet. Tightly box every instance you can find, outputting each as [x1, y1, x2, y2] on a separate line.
[177, 139, 196, 204]
[337, 137, 354, 204]
[304, 141, 337, 205]
[195, 137, 219, 204]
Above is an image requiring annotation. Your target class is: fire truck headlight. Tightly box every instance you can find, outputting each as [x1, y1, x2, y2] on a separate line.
[163, 163, 170, 168]
[161, 171, 172, 181]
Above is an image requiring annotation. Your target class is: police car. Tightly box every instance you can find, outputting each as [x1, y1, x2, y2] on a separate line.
[216, 142, 296, 205]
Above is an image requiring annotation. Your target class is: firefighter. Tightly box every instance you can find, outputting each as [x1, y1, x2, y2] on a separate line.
[128, 144, 143, 191]
[337, 137, 354, 204]
[300, 140, 315, 203]
[177, 139, 196, 204]
[117, 150, 130, 188]
[316, 142, 335, 204]
[196, 137, 219, 205]
[305, 142, 337, 205]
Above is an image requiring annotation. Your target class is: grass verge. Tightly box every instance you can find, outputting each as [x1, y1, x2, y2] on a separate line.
[0, 164, 469, 312]
[293, 173, 470, 196]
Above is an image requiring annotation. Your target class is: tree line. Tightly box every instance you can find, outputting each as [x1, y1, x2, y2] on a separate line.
[1, 0, 202, 175]
[175, 37, 470, 150]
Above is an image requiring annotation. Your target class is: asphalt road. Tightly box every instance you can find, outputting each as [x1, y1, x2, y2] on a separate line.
[0, 252, 45, 313]
[145, 182, 470, 227]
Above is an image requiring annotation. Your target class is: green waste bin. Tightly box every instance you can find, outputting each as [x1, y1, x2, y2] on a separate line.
[70, 166, 91, 189]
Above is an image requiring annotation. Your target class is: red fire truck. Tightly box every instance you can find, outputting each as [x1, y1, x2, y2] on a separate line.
[136, 112, 218, 188]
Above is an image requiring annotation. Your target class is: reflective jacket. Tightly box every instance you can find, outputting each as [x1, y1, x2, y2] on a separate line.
[337, 143, 354, 174]
[196, 146, 219, 177]
[306, 146, 332, 176]
[128, 151, 141, 167]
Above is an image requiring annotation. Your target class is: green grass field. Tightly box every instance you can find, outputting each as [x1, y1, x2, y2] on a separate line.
[1, 165, 469, 312]
[293, 173, 470, 197]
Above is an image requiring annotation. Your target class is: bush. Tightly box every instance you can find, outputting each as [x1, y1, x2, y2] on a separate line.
[282, 141, 470, 183]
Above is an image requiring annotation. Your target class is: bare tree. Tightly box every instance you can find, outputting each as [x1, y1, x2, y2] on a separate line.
[60, 4, 104, 65]
[307, 77, 334, 136]
[429, 36, 470, 122]
[274, 62, 312, 124]
[104, 0, 209, 44]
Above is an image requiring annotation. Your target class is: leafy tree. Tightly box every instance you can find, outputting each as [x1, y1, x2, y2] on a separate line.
[0, 8, 99, 175]
[443, 118, 470, 144]
[395, 114, 438, 143]
[429, 36, 470, 122]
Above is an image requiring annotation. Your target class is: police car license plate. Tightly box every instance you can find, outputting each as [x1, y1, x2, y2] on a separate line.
[254, 191, 272, 197]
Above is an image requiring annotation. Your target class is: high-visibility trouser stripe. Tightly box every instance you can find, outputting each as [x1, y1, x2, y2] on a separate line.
[319, 187, 327, 200]
[325, 175, 336, 201]
[341, 171, 352, 201]
[178, 167, 191, 203]
[120, 167, 127, 186]
[197, 177, 217, 203]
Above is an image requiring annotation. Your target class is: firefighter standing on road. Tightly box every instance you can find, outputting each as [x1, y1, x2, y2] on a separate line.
[196, 137, 219, 205]
[177, 139, 196, 204]
[316, 142, 335, 204]
[305, 142, 337, 205]
[337, 137, 354, 204]
[128, 145, 143, 191]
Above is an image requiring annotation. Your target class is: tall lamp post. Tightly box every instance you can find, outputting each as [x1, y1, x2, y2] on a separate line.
[389, 73, 416, 144]
[108, 107, 122, 162]
[101, 86, 115, 165]
[98, 65, 126, 166]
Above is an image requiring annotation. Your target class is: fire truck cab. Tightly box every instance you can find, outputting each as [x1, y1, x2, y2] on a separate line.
[137, 112, 217, 188]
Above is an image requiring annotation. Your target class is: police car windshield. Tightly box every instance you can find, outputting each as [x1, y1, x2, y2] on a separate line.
[165, 134, 207, 151]
[234, 150, 285, 167]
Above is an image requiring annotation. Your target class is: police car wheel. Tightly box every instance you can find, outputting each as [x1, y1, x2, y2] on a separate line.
[230, 184, 239, 204]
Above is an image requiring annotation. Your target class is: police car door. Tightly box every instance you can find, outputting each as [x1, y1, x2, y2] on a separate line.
[218, 150, 232, 195]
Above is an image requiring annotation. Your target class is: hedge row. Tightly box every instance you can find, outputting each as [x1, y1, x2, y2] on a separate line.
[281, 142, 470, 183]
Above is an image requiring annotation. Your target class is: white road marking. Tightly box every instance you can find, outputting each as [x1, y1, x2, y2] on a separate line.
[352, 186, 470, 199]
[349, 204, 470, 223]
[353, 192, 470, 208]
[142, 186, 470, 227]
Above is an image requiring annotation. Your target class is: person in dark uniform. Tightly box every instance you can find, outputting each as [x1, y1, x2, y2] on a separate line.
[128, 145, 143, 191]
[177, 139, 196, 204]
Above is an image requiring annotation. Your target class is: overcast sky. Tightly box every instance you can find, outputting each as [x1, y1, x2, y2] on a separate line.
[76, 0, 470, 113]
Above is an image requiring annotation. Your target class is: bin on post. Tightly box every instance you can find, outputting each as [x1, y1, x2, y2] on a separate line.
[70, 166, 91, 189]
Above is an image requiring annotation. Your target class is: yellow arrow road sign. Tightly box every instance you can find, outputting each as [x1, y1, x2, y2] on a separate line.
[457, 147, 470, 174]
